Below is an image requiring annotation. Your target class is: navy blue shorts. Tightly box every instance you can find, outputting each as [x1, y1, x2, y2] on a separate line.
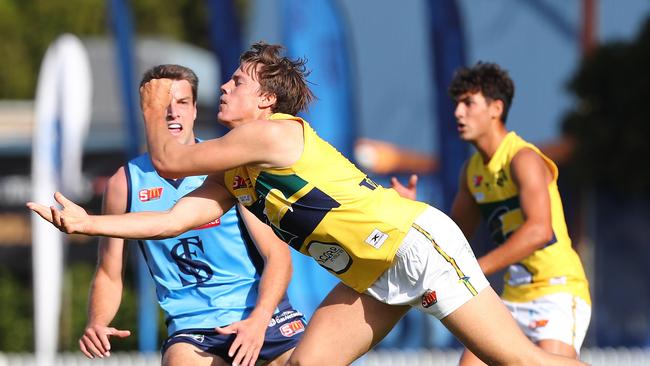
[161, 308, 306, 362]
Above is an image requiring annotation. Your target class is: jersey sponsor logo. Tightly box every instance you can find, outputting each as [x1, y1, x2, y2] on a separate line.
[472, 175, 483, 188]
[269, 310, 304, 327]
[279, 320, 305, 337]
[421, 289, 438, 308]
[528, 319, 549, 329]
[237, 194, 253, 205]
[308, 242, 352, 274]
[194, 219, 221, 230]
[138, 187, 163, 202]
[365, 229, 388, 249]
[507, 264, 533, 286]
[171, 236, 214, 286]
[232, 175, 249, 190]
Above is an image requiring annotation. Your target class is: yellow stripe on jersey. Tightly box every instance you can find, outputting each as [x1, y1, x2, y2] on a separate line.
[412, 223, 478, 296]
[466, 132, 590, 304]
[225, 113, 428, 292]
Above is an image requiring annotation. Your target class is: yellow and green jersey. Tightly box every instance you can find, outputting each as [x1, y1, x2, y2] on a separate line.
[466, 132, 590, 304]
[225, 113, 428, 292]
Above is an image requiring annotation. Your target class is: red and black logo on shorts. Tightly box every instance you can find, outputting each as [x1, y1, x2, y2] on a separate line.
[280, 320, 305, 337]
[421, 289, 438, 308]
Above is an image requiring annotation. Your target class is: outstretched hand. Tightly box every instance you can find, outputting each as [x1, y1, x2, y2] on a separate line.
[215, 314, 269, 366]
[79, 324, 131, 359]
[391, 174, 418, 201]
[26, 192, 90, 234]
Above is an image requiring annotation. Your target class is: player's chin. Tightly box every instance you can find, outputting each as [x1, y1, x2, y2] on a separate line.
[217, 115, 235, 129]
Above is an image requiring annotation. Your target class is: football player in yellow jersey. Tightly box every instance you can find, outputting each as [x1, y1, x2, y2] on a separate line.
[448, 62, 591, 364]
[29, 43, 588, 366]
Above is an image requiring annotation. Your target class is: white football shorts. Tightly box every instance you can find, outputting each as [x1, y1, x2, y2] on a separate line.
[366, 206, 490, 319]
[503, 292, 591, 353]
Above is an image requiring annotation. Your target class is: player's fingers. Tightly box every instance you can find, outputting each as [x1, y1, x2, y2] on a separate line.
[109, 328, 131, 338]
[215, 325, 236, 335]
[54, 192, 75, 209]
[51, 206, 63, 228]
[408, 174, 419, 188]
[390, 176, 404, 189]
[98, 332, 114, 355]
[231, 343, 248, 366]
[241, 346, 259, 366]
[78, 339, 94, 359]
[26, 202, 53, 222]
[228, 336, 242, 358]
[81, 334, 105, 358]
[89, 331, 108, 356]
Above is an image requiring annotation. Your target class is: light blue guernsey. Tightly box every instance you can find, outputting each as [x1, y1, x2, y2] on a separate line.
[126, 153, 289, 334]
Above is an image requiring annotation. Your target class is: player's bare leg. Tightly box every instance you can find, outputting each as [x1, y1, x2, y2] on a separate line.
[263, 348, 293, 366]
[459, 348, 488, 366]
[163, 342, 229, 366]
[459, 336, 581, 365]
[538, 339, 578, 358]
[287, 282, 410, 366]
[443, 287, 587, 366]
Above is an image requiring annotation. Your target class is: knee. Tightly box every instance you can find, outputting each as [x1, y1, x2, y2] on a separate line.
[285, 355, 299, 366]
[286, 352, 322, 366]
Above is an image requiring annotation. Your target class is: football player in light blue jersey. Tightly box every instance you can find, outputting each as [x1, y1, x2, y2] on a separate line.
[78, 65, 305, 366]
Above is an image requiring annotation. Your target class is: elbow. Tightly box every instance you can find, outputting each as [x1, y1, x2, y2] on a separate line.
[155, 216, 189, 239]
[164, 223, 188, 238]
[151, 157, 183, 179]
[531, 224, 554, 249]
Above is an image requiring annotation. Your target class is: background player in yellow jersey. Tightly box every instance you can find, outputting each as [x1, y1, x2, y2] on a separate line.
[448, 62, 591, 364]
[29, 43, 587, 366]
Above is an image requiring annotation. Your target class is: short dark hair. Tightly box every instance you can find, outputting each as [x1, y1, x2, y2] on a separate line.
[140, 64, 199, 104]
[240, 42, 315, 115]
[448, 62, 515, 123]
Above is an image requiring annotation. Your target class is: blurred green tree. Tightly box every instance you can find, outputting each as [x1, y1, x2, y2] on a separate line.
[0, 267, 33, 351]
[562, 17, 650, 197]
[0, 0, 248, 99]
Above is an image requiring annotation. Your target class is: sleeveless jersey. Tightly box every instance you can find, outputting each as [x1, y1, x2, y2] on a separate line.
[127, 152, 290, 334]
[465, 132, 590, 303]
[225, 113, 428, 292]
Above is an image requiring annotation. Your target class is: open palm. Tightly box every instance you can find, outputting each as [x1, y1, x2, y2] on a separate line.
[27, 192, 90, 234]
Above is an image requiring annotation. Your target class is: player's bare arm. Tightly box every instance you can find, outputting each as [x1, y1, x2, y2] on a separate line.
[450, 161, 482, 240]
[476, 148, 554, 275]
[79, 166, 131, 359]
[216, 206, 294, 366]
[140, 79, 303, 178]
[27, 172, 235, 239]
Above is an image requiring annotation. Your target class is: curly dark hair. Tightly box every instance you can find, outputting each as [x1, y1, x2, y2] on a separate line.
[240, 42, 315, 115]
[448, 62, 515, 123]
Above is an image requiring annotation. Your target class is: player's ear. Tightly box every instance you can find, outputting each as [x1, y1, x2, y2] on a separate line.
[259, 93, 277, 109]
[490, 99, 504, 121]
